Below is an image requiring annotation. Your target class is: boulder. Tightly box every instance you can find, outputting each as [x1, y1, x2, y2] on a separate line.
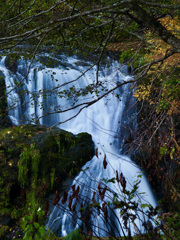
[0, 124, 95, 229]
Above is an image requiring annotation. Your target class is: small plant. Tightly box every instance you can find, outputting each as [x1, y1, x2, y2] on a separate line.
[64, 229, 82, 240]
[160, 212, 180, 240]
[48, 158, 161, 239]
[21, 207, 56, 240]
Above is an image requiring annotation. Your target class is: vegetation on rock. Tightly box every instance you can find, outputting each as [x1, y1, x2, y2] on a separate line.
[0, 124, 94, 239]
[0, 0, 179, 239]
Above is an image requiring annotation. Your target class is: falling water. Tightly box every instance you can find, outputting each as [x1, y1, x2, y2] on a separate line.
[0, 54, 157, 237]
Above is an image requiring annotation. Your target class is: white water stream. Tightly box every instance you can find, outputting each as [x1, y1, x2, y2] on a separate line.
[0, 55, 157, 237]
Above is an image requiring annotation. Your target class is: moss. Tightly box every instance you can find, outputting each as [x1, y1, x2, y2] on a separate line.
[34, 128, 94, 192]
[0, 124, 95, 232]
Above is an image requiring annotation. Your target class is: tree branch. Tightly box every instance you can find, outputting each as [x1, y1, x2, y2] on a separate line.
[130, 4, 180, 51]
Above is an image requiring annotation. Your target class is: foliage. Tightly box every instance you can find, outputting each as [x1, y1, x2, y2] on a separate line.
[0, 125, 94, 239]
[21, 207, 56, 240]
[64, 229, 82, 240]
[0, 0, 180, 54]
[52, 166, 180, 240]
[0, 0, 180, 239]
[56, 169, 159, 239]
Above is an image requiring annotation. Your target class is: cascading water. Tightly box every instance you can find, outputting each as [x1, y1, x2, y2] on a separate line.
[0, 54, 157, 237]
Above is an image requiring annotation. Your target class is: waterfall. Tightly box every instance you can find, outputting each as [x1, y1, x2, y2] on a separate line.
[0, 54, 157, 237]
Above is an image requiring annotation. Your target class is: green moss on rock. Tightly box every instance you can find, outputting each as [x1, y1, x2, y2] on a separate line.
[0, 124, 95, 225]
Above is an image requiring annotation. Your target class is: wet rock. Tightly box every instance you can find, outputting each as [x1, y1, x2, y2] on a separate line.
[0, 71, 13, 128]
[4, 54, 20, 73]
[0, 124, 95, 221]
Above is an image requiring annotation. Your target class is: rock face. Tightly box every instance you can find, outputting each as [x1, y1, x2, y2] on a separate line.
[4, 54, 20, 74]
[0, 124, 94, 231]
[0, 71, 12, 128]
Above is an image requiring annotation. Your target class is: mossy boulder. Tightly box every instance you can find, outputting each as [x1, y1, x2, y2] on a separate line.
[0, 124, 94, 230]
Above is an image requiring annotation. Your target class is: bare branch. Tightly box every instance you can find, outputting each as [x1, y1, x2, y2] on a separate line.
[134, 48, 176, 75]
[1, 0, 36, 23]
[0, 0, 19, 20]
[5, 1, 63, 29]
[137, 0, 180, 9]
[96, 20, 115, 85]
[36, 78, 136, 128]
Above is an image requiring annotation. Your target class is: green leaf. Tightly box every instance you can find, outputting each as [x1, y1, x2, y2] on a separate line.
[34, 222, 40, 229]
[37, 226, 47, 236]
[140, 203, 152, 209]
[102, 177, 116, 183]
[160, 146, 167, 155]
[137, 174, 142, 178]
[65, 229, 82, 240]
[82, 167, 89, 171]
[129, 194, 135, 200]
[23, 230, 33, 239]
[21, 220, 26, 231]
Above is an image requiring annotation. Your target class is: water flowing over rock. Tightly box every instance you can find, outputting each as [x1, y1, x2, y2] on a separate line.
[0, 53, 157, 237]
